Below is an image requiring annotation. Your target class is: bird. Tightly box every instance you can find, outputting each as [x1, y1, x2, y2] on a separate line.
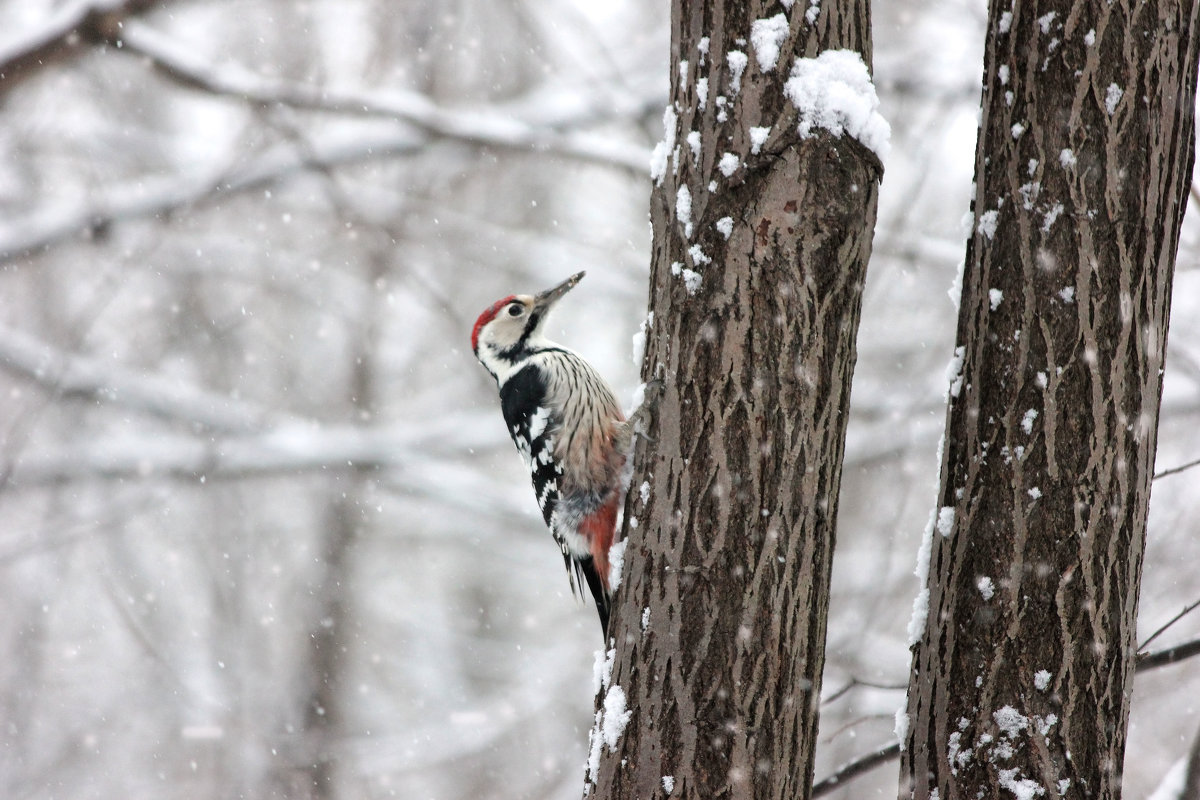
[471, 271, 630, 636]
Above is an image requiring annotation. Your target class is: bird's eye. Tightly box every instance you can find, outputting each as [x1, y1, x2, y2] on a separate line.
[508, 304, 524, 317]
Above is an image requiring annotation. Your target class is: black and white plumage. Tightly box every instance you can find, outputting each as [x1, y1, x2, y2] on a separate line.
[471, 271, 628, 635]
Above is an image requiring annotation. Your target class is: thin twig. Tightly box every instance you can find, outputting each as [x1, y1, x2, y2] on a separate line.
[1154, 456, 1200, 480]
[822, 676, 906, 706]
[1140, 597, 1200, 651]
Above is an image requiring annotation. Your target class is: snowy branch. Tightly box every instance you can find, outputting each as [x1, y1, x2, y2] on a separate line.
[0, 52, 655, 265]
[0, 324, 285, 433]
[0, 0, 169, 96]
[4, 414, 497, 485]
[116, 21, 655, 179]
[0, 325, 509, 491]
[0, 127, 426, 262]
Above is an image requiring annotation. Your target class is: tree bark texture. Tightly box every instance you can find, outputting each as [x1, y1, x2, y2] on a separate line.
[1183, 721, 1200, 800]
[901, 2, 1199, 799]
[587, 2, 880, 799]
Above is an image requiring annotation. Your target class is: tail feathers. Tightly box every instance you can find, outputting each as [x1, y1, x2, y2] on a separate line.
[558, 494, 619, 637]
[575, 555, 611, 636]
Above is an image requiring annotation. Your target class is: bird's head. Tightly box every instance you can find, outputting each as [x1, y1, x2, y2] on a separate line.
[471, 271, 584, 380]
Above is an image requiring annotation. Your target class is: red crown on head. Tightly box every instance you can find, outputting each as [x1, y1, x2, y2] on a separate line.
[471, 295, 516, 353]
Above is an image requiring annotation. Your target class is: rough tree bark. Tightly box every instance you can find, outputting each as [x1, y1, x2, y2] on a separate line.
[1183, 722, 1200, 800]
[587, 2, 881, 799]
[901, 2, 1199, 799]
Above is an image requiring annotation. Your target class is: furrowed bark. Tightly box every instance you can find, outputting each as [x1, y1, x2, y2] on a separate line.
[587, 2, 881, 798]
[901, 2, 1200, 798]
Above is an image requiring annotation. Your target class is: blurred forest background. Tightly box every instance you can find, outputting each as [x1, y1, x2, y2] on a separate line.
[0, 1, 1198, 798]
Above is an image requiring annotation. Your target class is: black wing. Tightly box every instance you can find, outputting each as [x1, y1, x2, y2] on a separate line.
[499, 364, 562, 529]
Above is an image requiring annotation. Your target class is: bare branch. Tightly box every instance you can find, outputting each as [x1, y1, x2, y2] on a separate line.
[821, 676, 907, 706]
[811, 741, 901, 798]
[1137, 637, 1200, 672]
[1154, 456, 1200, 480]
[1140, 597, 1200, 651]
[0, 0, 169, 96]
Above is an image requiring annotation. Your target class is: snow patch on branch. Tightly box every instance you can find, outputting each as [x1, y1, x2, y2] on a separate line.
[670, 261, 703, 296]
[586, 644, 633, 789]
[686, 131, 702, 165]
[601, 685, 632, 748]
[631, 312, 652, 368]
[782, 49, 890, 160]
[894, 706, 909, 743]
[908, 429, 948, 646]
[1041, 203, 1063, 234]
[650, 106, 678, 185]
[977, 209, 999, 239]
[908, 505, 936, 645]
[608, 540, 627, 591]
[749, 125, 771, 154]
[936, 506, 955, 538]
[750, 15, 790, 73]
[946, 345, 966, 399]
[998, 769, 1044, 800]
[592, 645, 616, 695]
[1105, 83, 1123, 115]
[993, 705, 1029, 738]
[726, 51, 749, 95]
[676, 184, 693, 237]
[718, 152, 741, 177]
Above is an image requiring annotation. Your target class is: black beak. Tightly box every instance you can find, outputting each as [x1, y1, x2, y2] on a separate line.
[533, 271, 585, 311]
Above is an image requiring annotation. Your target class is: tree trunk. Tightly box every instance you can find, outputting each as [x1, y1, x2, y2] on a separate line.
[1182, 720, 1200, 800]
[900, 2, 1199, 799]
[587, 2, 881, 798]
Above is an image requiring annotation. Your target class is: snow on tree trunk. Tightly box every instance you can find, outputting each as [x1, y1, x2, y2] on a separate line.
[900, 2, 1200, 799]
[586, 2, 882, 799]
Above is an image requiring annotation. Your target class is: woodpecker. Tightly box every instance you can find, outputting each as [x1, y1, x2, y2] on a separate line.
[472, 271, 629, 635]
